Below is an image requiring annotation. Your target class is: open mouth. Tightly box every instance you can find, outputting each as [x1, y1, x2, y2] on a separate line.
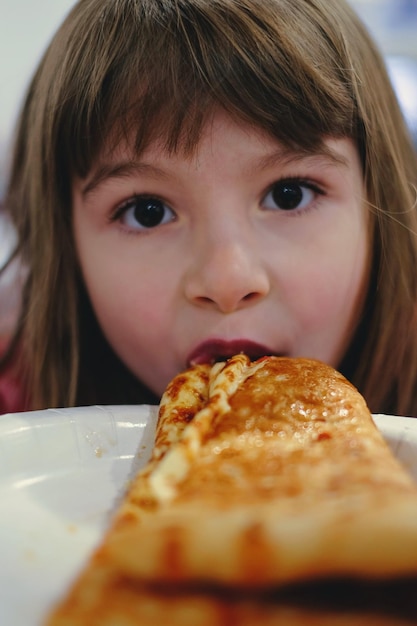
[187, 339, 280, 367]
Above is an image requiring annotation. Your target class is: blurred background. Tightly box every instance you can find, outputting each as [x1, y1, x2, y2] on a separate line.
[0, 0, 417, 202]
[0, 0, 75, 334]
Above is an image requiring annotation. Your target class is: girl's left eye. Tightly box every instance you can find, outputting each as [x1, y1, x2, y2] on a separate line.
[113, 195, 176, 231]
[263, 179, 323, 212]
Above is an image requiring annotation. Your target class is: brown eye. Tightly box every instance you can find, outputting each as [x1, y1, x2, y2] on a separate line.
[272, 181, 304, 210]
[117, 195, 176, 230]
[133, 198, 166, 227]
[263, 178, 322, 213]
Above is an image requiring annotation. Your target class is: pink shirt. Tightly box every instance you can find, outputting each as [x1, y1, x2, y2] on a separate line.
[0, 340, 29, 414]
[0, 373, 28, 414]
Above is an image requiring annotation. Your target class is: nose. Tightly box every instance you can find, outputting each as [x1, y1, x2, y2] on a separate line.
[184, 233, 270, 314]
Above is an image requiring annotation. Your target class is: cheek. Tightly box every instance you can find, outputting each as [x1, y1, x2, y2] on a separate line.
[302, 261, 363, 314]
[75, 229, 171, 340]
[283, 224, 370, 335]
[85, 268, 177, 392]
[86, 263, 170, 337]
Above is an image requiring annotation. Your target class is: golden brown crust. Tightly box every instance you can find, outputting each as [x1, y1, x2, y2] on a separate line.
[47, 566, 417, 626]
[105, 356, 417, 587]
[46, 356, 417, 625]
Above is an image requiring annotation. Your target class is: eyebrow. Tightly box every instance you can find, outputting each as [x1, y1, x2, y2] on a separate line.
[81, 144, 349, 198]
[81, 161, 171, 198]
[252, 144, 349, 174]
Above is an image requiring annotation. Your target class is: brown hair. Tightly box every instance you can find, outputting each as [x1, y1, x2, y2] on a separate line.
[3, 0, 417, 413]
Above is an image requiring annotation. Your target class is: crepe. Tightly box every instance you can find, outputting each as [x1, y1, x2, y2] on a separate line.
[46, 355, 417, 625]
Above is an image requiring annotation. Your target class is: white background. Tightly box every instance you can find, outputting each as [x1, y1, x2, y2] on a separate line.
[0, 0, 75, 195]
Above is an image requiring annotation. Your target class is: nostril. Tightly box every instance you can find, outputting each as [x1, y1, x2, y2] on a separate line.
[242, 292, 261, 302]
[195, 295, 215, 306]
[192, 290, 264, 312]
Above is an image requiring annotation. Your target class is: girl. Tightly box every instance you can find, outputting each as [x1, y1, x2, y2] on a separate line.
[1, 0, 417, 416]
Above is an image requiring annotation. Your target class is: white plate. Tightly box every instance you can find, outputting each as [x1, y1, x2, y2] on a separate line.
[0, 405, 159, 626]
[0, 407, 416, 626]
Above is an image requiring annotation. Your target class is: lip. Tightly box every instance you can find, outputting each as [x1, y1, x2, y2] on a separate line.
[187, 339, 279, 367]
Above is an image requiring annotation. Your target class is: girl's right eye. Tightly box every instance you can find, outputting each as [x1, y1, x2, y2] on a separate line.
[113, 195, 176, 231]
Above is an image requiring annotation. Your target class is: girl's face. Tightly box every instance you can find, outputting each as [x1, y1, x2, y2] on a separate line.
[73, 110, 370, 396]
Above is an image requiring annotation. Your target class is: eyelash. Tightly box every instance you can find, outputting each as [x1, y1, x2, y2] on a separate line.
[110, 194, 176, 231]
[262, 177, 325, 215]
[109, 176, 326, 232]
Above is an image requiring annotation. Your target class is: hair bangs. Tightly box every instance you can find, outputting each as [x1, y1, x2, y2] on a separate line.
[52, 0, 361, 184]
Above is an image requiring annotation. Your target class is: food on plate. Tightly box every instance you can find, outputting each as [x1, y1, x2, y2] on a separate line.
[46, 355, 417, 625]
